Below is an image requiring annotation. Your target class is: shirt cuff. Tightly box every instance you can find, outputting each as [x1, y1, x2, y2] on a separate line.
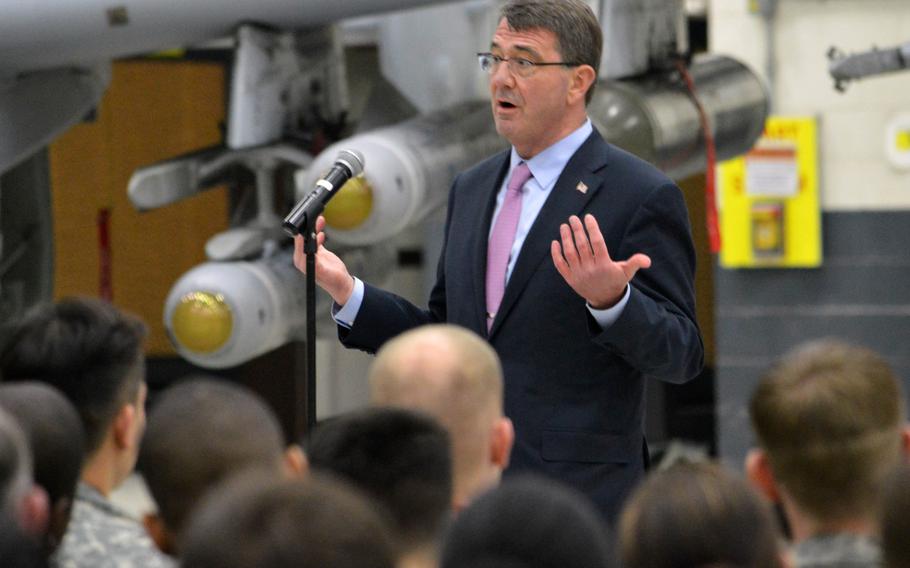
[332, 277, 364, 329]
[587, 285, 630, 330]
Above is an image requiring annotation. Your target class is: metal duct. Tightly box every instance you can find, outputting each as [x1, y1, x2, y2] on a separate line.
[590, 54, 769, 180]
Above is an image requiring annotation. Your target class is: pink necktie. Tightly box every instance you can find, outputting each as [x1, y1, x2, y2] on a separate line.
[486, 162, 533, 331]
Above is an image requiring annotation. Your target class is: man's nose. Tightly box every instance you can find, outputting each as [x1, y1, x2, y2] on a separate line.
[489, 60, 515, 89]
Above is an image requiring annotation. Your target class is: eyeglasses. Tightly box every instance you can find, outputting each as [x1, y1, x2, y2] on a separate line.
[476, 52, 582, 78]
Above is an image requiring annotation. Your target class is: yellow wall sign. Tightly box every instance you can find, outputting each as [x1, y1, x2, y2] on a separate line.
[718, 116, 822, 268]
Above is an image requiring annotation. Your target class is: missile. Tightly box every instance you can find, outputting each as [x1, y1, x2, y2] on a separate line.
[297, 100, 507, 246]
[164, 245, 394, 368]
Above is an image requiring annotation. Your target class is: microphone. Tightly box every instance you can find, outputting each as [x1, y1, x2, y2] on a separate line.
[283, 149, 365, 236]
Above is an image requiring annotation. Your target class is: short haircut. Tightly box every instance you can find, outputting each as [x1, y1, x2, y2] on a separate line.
[181, 473, 396, 568]
[500, 0, 602, 103]
[750, 339, 906, 521]
[306, 407, 452, 550]
[0, 297, 147, 453]
[138, 378, 287, 539]
[369, 325, 502, 492]
[0, 382, 84, 506]
[0, 408, 31, 519]
[619, 461, 784, 568]
[440, 475, 615, 568]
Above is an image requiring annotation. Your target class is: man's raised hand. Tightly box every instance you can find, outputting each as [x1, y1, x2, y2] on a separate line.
[550, 214, 651, 309]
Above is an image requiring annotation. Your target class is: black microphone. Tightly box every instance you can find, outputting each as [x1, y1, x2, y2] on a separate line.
[283, 148, 365, 236]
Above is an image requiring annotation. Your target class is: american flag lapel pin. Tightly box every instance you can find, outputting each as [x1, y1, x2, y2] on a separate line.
[576, 181, 588, 194]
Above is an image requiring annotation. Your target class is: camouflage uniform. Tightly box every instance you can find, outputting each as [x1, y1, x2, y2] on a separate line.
[53, 482, 174, 568]
[792, 533, 881, 568]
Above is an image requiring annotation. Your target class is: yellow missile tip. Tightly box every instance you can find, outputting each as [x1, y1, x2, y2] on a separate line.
[324, 175, 373, 230]
[170, 291, 233, 354]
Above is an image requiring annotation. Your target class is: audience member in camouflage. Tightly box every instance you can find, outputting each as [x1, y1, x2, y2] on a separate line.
[790, 533, 881, 568]
[55, 483, 173, 568]
[0, 298, 171, 568]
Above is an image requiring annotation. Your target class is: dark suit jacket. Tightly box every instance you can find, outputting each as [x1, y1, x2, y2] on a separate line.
[340, 128, 704, 520]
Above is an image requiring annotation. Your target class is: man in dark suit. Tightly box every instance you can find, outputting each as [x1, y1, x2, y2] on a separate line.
[294, 0, 703, 520]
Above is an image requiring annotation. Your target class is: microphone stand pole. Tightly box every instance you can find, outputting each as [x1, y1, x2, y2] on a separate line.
[301, 210, 321, 434]
[284, 150, 363, 436]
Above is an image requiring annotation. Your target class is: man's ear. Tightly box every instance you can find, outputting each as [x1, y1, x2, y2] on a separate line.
[143, 513, 175, 555]
[745, 448, 781, 502]
[112, 403, 135, 450]
[900, 425, 910, 457]
[283, 444, 309, 478]
[568, 65, 596, 105]
[18, 485, 49, 537]
[490, 417, 514, 470]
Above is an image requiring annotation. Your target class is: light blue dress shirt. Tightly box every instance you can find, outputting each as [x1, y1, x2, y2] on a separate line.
[334, 118, 630, 329]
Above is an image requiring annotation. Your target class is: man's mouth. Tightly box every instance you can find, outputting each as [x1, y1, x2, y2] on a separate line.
[497, 99, 518, 110]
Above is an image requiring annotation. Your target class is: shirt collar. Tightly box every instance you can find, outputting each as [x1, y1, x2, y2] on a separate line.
[509, 119, 593, 190]
[76, 481, 134, 520]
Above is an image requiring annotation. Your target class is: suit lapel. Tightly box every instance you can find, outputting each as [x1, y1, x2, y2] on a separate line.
[489, 131, 610, 337]
[470, 153, 511, 335]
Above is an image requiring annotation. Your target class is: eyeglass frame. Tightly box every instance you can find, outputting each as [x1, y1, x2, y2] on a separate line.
[476, 52, 584, 77]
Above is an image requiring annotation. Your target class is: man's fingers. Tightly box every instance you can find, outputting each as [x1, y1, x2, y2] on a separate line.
[568, 215, 593, 264]
[293, 235, 306, 273]
[316, 215, 326, 233]
[619, 253, 652, 279]
[551, 240, 571, 280]
[629, 253, 652, 270]
[317, 232, 326, 248]
[584, 214, 610, 260]
[560, 223, 580, 268]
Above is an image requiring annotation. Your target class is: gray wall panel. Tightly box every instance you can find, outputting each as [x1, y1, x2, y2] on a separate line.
[717, 265, 910, 307]
[716, 211, 910, 468]
[717, 314, 910, 362]
[716, 364, 761, 468]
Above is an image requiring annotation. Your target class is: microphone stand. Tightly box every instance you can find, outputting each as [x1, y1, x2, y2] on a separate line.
[283, 149, 363, 436]
[301, 209, 320, 434]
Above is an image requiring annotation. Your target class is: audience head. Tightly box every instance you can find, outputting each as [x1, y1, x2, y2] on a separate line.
[369, 324, 513, 509]
[440, 474, 615, 568]
[0, 383, 84, 551]
[306, 407, 452, 558]
[881, 463, 910, 568]
[0, 297, 148, 485]
[747, 339, 907, 533]
[0, 407, 47, 551]
[181, 472, 395, 568]
[139, 377, 305, 554]
[619, 461, 785, 568]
